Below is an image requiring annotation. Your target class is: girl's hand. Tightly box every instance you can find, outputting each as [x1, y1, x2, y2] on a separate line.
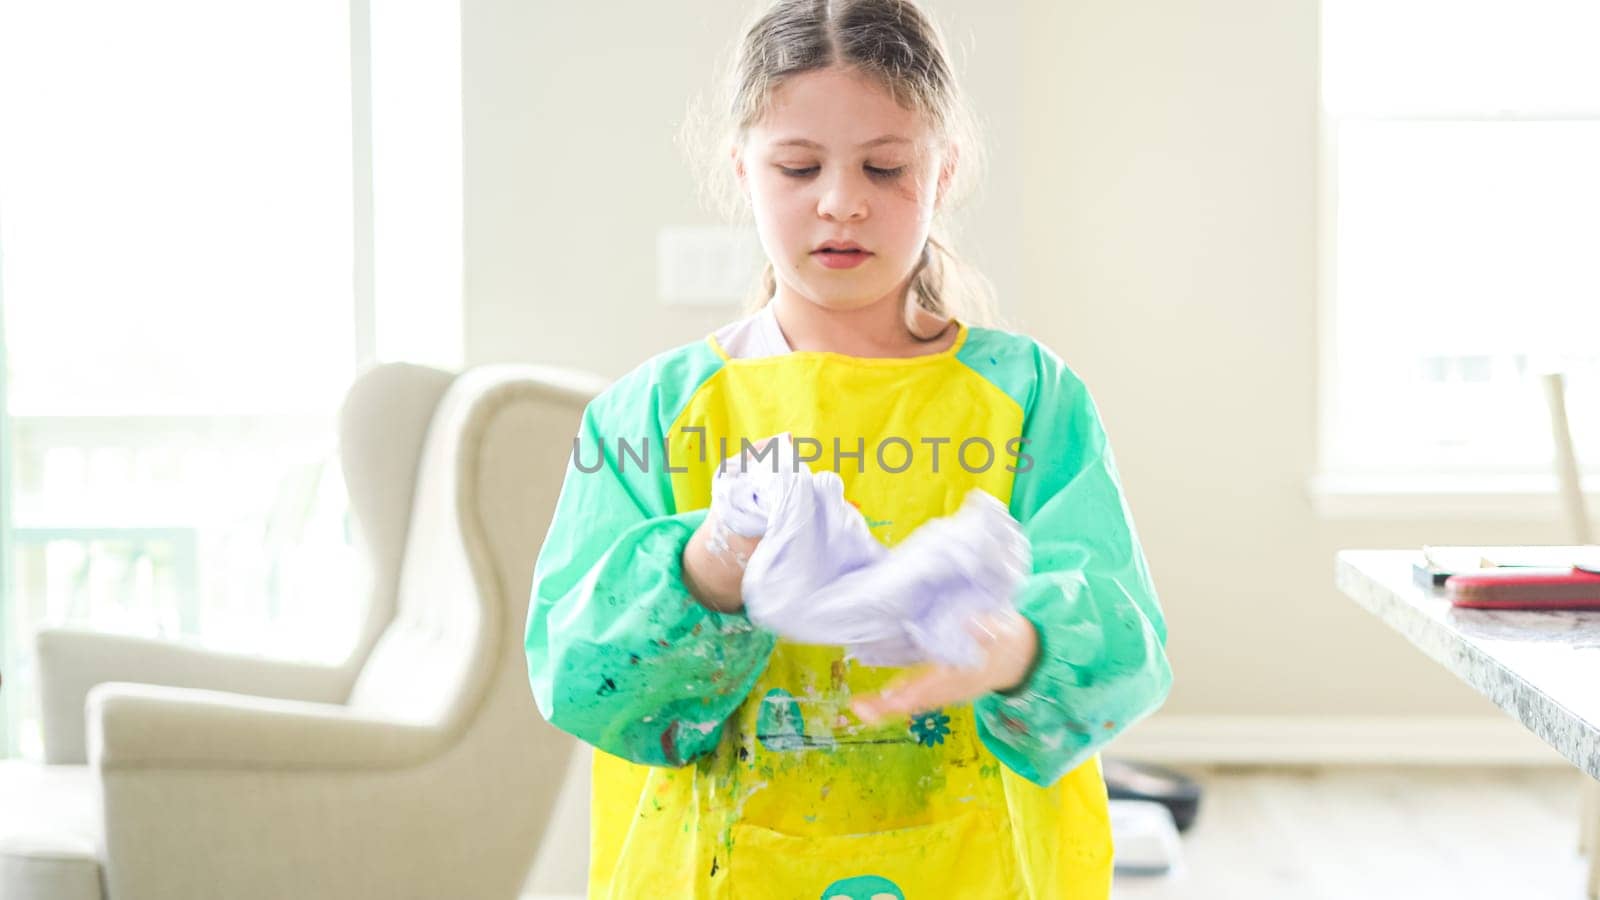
[850, 610, 1039, 724]
[683, 433, 788, 613]
[683, 510, 761, 613]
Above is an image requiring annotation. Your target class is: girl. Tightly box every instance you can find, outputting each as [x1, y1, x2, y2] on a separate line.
[525, 1, 1171, 897]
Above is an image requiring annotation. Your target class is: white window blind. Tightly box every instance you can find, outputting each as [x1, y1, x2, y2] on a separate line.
[1321, 0, 1600, 478]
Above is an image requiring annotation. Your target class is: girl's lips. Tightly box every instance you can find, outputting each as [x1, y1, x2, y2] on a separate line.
[811, 249, 872, 270]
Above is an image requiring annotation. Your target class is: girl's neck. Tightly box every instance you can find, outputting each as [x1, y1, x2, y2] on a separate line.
[769, 287, 958, 359]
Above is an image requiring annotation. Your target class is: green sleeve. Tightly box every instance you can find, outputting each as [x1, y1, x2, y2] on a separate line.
[972, 344, 1172, 787]
[524, 363, 776, 768]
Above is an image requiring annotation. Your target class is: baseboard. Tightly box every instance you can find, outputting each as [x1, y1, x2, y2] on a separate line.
[1110, 715, 1571, 766]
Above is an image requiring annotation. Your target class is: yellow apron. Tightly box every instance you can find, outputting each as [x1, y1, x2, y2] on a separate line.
[584, 330, 1116, 898]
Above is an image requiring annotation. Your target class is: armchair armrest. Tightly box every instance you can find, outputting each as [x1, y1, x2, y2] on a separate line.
[36, 627, 351, 764]
[87, 682, 444, 771]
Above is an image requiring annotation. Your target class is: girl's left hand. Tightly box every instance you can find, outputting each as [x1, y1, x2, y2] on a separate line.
[850, 609, 1039, 724]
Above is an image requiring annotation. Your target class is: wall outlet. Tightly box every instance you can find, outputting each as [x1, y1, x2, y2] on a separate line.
[656, 225, 763, 305]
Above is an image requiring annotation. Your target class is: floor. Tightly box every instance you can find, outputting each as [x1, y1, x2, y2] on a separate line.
[524, 765, 1593, 899]
[1112, 765, 1591, 899]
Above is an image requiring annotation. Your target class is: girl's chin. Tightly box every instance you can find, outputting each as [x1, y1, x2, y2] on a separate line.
[777, 272, 906, 312]
[791, 294, 894, 315]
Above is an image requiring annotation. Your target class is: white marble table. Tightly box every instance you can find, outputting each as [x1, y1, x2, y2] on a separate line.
[1336, 550, 1600, 781]
[1338, 549, 1600, 898]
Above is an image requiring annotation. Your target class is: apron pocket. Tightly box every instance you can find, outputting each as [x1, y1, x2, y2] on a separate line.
[729, 810, 1019, 900]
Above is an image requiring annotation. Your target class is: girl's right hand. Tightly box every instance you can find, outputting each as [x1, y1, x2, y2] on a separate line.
[683, 509, 761, 613]
[683, 433, 789, 613]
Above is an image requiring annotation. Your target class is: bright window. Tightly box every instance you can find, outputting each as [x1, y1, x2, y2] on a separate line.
[0, 1, 364, 759]
[1321, 0, 1600, 479]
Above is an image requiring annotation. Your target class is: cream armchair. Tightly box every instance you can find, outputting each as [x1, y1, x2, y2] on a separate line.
[0, 362, 604, 900]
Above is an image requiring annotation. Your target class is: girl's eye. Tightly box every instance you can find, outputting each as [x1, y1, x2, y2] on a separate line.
[775, 165, 906, 179]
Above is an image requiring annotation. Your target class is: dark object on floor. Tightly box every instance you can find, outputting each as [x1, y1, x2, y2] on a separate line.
[1104, 758, 1202, 833]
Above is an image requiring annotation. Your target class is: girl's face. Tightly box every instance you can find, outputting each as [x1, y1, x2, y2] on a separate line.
[734, 66, 951, 314]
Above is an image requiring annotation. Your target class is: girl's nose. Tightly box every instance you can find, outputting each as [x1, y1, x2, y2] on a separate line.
[816, 174, 868, 222]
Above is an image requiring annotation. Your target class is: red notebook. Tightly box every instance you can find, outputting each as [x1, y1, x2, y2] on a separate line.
[1446, 567, 1600, 610]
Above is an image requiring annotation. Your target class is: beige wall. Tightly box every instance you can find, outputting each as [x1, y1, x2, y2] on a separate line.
[465, 0, 1562, 721]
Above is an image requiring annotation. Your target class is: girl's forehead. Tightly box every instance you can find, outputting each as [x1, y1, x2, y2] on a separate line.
[749, 67, 934, 150]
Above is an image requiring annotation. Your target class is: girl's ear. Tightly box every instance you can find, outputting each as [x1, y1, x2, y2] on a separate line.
[730, 145, 748, 191]
[936, 143, 959, 208]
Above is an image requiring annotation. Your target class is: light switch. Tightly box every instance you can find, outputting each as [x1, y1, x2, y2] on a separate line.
[657, 225, 764, 305]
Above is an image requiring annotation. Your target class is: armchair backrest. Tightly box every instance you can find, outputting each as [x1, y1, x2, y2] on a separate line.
[344, 364, 608, 743]
[333, 362, 457, 694]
